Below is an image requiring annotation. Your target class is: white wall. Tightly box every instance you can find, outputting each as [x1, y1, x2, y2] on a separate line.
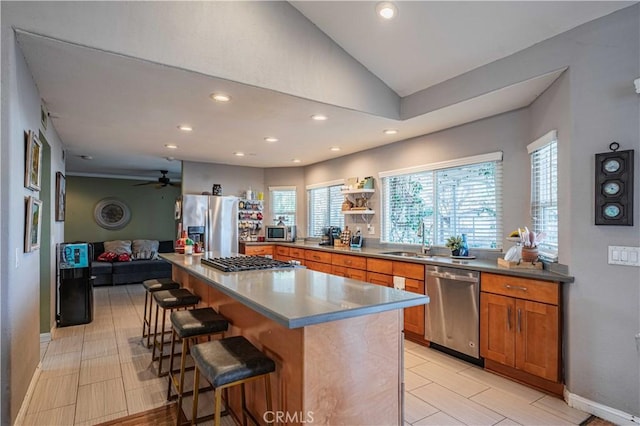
[182, 160, 265, 199]
[0, 23, 66, 423]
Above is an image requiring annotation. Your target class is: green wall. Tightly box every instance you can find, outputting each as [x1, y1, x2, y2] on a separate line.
[65, 176, 180, 243]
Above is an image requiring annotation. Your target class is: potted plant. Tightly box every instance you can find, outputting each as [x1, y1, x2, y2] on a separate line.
[445, 235, 463, 256]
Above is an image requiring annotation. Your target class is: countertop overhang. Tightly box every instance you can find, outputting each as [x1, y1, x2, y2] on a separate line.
[160, 252, 429, 329]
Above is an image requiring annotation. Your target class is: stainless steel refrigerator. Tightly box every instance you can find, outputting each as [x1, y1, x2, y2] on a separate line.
[176, 195, 239, 254]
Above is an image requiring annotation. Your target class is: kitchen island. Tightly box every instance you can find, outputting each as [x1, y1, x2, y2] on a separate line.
[161, 252, 428, 425]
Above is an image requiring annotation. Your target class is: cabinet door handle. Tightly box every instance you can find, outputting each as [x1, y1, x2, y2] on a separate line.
[517, 308, 522, 333]
[504, 284, 528, 292]
[313, 255, 320, 260]
[507, 306, 512, 331]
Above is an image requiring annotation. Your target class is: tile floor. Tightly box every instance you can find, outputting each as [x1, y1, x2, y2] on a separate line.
[22, 284, 592, 426]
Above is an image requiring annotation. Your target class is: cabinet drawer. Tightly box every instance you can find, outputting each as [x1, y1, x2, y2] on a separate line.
[332, 253, 366, 270]
[290, 247, 305, 258]
[392, 261, 424, 280]
[366, 272, 393, 287]
[367, 258, 393, 275]
[404, 278, 424, 294]
[481, 273, 559, 305]
[244, 245, 274, 256]
[275, 246, 290, 256]
[332, 266, 367, 281]
[306, 260, 332, 274]
[305, 250, 332, 264]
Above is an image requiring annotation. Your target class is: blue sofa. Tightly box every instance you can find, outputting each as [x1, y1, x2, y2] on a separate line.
[91, 240, 174, 286]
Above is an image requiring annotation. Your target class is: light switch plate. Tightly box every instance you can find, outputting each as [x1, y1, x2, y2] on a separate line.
[608, 246, 640, 267]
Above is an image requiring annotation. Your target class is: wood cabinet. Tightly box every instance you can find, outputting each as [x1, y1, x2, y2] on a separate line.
[366, 272, 393, 287]
[391, 261, 425, 337]
[332, 253, 367, 270]
[273, 246, 290, 262]
[240, 244, 274, 257]
[332, 265, 367, 281]
[367, 258, 392, 275]
[480, 272, 561, 394]
[305, 250, 332, 273]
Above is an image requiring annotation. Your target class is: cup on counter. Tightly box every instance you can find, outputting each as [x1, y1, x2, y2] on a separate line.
[257, 236, 265, 242]
[184, 245, 193, 255]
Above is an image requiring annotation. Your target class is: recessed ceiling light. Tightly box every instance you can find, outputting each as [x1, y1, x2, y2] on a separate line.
[177, 125, 193, 132]
[234, 152, 245, 157]
[376, 1, 398, 19]
[330, 147, 341, 151]
[165, 156, 175, 161]
[80, 155, 93, 160]
[165, 144, 178, 149]
[383, 129, 398, 135]
[292, 159, 301, 163]
[210, 93, 231, 102]
[311, 114, 328, 121]
[264, 137, 279, 143]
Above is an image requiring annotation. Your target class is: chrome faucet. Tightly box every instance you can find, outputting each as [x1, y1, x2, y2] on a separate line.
[418, 219, 432, 254]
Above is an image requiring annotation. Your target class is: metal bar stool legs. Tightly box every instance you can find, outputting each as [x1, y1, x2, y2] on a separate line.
[190, 336, 276, 426]
[151, 288, 200, 376]
[165, 308, 228, 417]
[142, 279, 179, 348]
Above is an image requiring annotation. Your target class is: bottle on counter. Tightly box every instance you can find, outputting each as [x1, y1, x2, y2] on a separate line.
[459, 234, 469, 257]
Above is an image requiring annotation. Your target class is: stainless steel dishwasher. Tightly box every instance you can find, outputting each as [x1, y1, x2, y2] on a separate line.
[424, 265, 480, 360]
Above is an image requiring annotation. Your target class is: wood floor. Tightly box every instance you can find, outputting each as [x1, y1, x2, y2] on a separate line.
[95, 403, 186, 426]
[21, 284, 606, 426]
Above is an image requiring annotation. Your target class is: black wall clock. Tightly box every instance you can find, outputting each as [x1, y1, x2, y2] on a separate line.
[595, 142, 634, 225]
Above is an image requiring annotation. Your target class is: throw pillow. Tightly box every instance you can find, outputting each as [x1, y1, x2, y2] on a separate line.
[117, 253, 131, 262]
[97, 251, 118, 262]
[104, 240, 132, 255]
[132, 239, 159, 260]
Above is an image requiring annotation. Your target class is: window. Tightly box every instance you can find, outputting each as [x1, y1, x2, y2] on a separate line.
[528, 130, 558, 259]
[380, 153, 503, 249]
[269, 186, 296, 226]
[307, 180, 344, 237]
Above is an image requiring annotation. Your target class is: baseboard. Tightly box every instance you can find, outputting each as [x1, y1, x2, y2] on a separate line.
[13, 362, 42, 426]
[564, 388, 639, 425]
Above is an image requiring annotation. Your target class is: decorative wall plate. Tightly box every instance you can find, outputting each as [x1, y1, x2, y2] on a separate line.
[94, 198, 131, 230]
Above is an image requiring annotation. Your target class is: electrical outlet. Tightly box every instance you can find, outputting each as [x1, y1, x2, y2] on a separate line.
[368, 225, 375, 235]
[608, 246, 640, 267]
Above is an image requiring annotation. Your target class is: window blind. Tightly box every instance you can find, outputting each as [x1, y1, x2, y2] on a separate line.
[269, 186, 296, 226]
[381, 154, 503, 249]
[307, 184, 344, 237]
[529, 134, 558, 258]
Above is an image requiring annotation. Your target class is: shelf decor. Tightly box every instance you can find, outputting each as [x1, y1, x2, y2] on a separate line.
[594, 142, 634, 226]
[24, 130, 42, 191]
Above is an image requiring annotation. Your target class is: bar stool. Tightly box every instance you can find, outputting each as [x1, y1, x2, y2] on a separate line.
[191, 336, 276, 426]
[167, 307, 229, 413]
[152, 288, 201, 376]
[142, 278, 180, 348]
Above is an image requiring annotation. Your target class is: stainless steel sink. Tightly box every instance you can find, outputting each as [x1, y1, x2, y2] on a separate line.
[381, 251, 429, 258]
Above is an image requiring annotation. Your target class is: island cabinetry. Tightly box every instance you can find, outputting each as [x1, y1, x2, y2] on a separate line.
[240, 244, 274, 257]
[366, 258, 393, 287]
[305, 249, 332, 273]
[392, 261, 425, 337]
[480, 272, 562, 395]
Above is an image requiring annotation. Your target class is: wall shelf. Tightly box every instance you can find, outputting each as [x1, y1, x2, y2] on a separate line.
[342, 210, 375, 215]
[341, 189, 375, 195]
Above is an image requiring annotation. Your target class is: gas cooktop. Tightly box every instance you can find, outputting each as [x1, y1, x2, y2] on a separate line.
[201, 256, 295, 272]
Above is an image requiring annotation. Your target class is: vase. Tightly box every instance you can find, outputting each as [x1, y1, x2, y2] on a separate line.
[521, 247, 539, 263]
[459, 234, 469, 257]
[451, 249, 461, 257]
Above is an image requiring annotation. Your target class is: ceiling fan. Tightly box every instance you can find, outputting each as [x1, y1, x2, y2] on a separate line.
[133, 170, 178, 188]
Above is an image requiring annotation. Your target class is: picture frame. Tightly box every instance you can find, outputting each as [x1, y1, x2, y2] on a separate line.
[25, 196, 43, 252]
[25, 130, 42, 191]
[55, 172, 66, 221]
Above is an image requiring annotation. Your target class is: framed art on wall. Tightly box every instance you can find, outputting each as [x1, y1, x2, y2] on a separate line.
[25, 196, 43, 252]
[94, 198, 131, 230]
[25, 130, 42, 191]
[55, 172, 66, 221]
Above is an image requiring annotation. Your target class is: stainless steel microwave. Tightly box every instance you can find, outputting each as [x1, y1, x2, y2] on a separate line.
[265, 225, 296, 242]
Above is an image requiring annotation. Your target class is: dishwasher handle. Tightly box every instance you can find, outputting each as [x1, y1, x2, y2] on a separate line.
[426, 270, 479, 283]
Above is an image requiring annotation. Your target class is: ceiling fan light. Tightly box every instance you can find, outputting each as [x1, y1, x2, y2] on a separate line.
[376, 2, 397, 19]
